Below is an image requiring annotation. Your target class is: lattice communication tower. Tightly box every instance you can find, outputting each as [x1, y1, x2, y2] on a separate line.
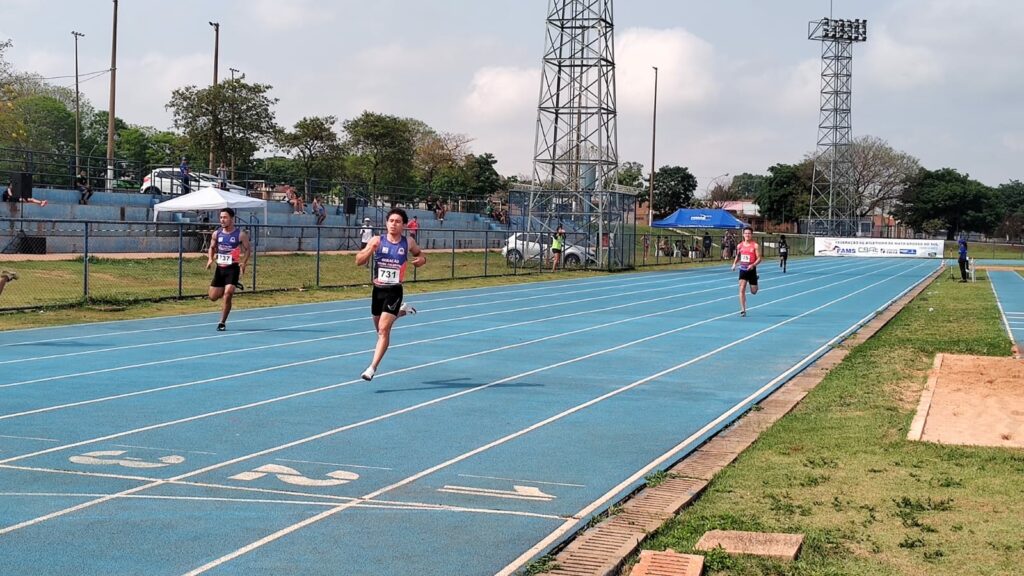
[510, 0, 638, 270]
[806, 17, 867, 237]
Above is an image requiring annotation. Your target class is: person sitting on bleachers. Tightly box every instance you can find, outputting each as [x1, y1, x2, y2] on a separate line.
[4, 181, 47, 215]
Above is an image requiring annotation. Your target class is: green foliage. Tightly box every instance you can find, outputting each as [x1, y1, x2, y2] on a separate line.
[618, 160, 646, 188]
[895, 168, 1001, 238]
[343, 111, 417, 190]
[757, 161, 812, 225]
[652, 165, 697, 217]
[276, 115, 345, 191]
[994, 180, 1024, 241]
[166, 77, 279, 170]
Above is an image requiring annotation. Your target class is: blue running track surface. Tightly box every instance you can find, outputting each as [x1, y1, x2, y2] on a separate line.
[0, 257, 938, 575]
[990, 270, 1024, 351]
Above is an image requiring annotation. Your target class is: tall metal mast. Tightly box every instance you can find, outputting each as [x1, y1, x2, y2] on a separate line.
[806, 17, 867, 237]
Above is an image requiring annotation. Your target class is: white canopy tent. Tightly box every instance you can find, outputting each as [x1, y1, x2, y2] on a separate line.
[152, 186, 267, 223]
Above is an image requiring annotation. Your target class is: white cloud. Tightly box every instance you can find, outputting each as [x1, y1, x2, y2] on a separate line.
[615, 27, 718, 114]
[862, 26, 943, 91]
[461, 66, 538, 123]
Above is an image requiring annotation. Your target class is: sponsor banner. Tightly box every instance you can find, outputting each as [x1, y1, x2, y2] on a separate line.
[813, 237, 944, 258]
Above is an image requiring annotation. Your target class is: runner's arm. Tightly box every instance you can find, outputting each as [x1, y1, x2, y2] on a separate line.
[239, 231, 252, 271]
[408, 237, 427, 267]
[206, 230, 217, 269]
[355, 236, 379, 266]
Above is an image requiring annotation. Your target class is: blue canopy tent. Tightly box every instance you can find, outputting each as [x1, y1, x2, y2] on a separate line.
[651, 208, 747, 229]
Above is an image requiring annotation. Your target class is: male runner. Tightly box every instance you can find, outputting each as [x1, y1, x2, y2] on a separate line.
[355, 207, 426, 381]
[205, 208, 251, 331]
[778, 234, 789, 273]
[731, 226, 762, 317]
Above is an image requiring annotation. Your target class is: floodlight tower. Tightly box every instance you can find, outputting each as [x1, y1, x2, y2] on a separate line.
[513, 0, 637, 269]
[806, 17, 867, 237]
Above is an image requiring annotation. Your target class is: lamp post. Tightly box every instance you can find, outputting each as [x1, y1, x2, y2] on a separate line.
[648, 66, 658, 226]
[105, 0, 118, 191]
[228, 67, 239, 177]
[704, 172, 730, 203]
[72, 31, 85, 178]
[209, 21, 220, 171]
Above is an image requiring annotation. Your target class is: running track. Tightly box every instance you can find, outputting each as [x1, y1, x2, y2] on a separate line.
[0, 257, 938, 575]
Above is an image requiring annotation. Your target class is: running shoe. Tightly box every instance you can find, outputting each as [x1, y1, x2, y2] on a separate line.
[740, 310, 746, 317]
[234, 282, 245, 291]
[1, 270, 17, 281]
[217, 322, 226, 331]
[361, 366, 375, 381]
[399, 302, 417, 315]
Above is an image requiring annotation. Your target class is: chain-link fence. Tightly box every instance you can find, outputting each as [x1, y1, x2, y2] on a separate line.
[0, 218, 829, 311]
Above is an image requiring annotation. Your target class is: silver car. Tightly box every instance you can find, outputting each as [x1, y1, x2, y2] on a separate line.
[140, 167, 248, 195]
[501, 232, 596, 268]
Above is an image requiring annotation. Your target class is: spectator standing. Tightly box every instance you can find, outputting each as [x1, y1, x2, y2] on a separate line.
[76, 170, 93, 205]
[723, 230, 736, 259]
[217, 162, 229, 190]
[642, 233, 650, 258]
[312, 197, 327, 226]
[359, 217, 374, 250]
[702, 232, 712, 260]
[957, 235, 970, 282]
[179, 158, 191, 194]
[407, 215, 419, 240]
[0, 270, 17, 296]
[551, 223, 566, 272]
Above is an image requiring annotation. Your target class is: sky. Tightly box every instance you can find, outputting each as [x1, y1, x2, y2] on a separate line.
[1, 0, 1022, 187]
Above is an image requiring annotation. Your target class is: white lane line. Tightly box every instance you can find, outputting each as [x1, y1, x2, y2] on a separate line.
[0, 266, 722, 365]
[0, 268, 707, 347]
[497, 260, 938, 575]
[274, 459, 392, 471]
[183, 261, 934, 575]
[0, 492, 566, 520]
[457, 474, 586, 488]
[989, 274, 1018, 343]
[0, 434, 60, 442]
[0, 259, 877, 421]
[0, 259, 907, 540]
[112, 444, 217, 456]
[0, 268, 731, 387]
[0, 257, 854, 390]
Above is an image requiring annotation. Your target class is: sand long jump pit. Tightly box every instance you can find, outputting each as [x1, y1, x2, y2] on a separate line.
[909, 353, 1024, 448]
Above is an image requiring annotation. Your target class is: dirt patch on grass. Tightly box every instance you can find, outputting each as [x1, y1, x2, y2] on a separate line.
[914, 354, 1024, 448]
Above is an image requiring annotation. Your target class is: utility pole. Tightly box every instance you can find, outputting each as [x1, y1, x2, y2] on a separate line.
[72, 31, 85, 179]
[648, 66, 658, 226]
[105, 0, 118, 191]
[209, 21, 220, 171]
[228, 68, 239, 178]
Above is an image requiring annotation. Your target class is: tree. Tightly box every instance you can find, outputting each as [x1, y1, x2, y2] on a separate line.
[995, 180, 1024, 241]
[464, 153, 503, 199]
[413, 128, 473, 189]
[895, 168, 1000, 239]
[757, 161, 813, 224]
[617, 161, 645, 189]
[166, 78, 278, 170]
[651, 165, 697, 218]
[849, 135, 920, 217]
[728, 173, 767, 201]
[276, 115, 344, 198]
[343, 111, 416, 193]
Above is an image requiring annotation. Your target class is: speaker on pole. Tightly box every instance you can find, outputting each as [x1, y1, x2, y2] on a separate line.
[12, 172, 33, 199]
[344, 197, 357, 215]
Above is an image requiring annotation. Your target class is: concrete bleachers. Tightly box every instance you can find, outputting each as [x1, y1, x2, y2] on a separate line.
[3, 187, 510, 254]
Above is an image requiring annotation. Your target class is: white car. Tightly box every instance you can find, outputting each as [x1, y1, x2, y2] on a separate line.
[140, 168, 248, 195]
[501, 231, 597, 268]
